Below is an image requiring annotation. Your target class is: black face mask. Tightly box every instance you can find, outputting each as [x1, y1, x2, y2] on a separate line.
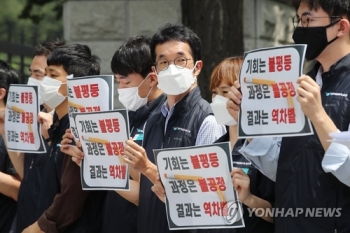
[292, 20, 340, 60]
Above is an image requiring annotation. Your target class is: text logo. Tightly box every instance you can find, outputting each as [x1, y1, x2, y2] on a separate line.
[224, 201, 244, 224]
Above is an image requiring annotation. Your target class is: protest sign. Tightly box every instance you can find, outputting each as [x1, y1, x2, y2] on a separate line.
[238, 45, 313, 138]
[154, 142, 244, 230]
[5, 84, 46, 153]
[75, 109, 130, 190]
[67, 75, 114, 139]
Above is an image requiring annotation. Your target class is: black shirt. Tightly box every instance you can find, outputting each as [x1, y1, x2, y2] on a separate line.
[16, 145, 49, 232]
[276, 55, 350, 233]
[36, 113, 67, 217]
[0, 135, 17, 232]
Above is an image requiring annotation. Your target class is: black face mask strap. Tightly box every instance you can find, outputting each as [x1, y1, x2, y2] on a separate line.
[326, 18, 342, 28]
[328, 36, 338, 45]
[323, 18, 341, 46]
[326, 19, 342, 45]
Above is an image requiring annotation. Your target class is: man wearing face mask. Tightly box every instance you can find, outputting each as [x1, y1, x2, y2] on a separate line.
[13, 40, 64, 233]
[122, 23, 226, 233]
[226, 0, 350, 232]
[22, 44, 106, 233]
[6, 41, 64, 177]
[28, 40, 65, 112]
[102, 35, 166, 233]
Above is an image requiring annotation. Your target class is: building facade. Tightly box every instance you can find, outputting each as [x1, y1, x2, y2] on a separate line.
[63, 0, 295, 108]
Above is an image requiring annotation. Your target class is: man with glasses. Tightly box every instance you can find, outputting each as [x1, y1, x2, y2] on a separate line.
[123, 23, 226, 233]
[227, 0, 350, 232]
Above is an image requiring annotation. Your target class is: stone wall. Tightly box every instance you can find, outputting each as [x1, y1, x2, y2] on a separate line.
[243, 0, 295, 51]
[63, 0, 182, 108]
[63, 0, 300, 108]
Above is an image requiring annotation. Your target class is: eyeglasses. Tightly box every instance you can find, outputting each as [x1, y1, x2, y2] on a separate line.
[155, 56, 192, 71]
[292, 14, 342, 28]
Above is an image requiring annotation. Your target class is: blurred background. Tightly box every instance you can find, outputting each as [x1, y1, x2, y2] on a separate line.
[0, 0, 296, 108]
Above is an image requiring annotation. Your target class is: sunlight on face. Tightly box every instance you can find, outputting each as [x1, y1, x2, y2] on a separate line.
[45, 65, 68, 96]
[211, 81, 231, 99]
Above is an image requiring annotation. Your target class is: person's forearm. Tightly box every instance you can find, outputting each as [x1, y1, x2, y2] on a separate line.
[1, 133, 24, 178]
[143, 161, 158, 184]
[0, 172, 20, 201]
[22, 221, 44, 233]
[7, 151, 24, 178]
[244, 194, 273, 223]
[229, 125, 238, 151]
[130, 167, 140, 182]
[115, 179, 140, 206]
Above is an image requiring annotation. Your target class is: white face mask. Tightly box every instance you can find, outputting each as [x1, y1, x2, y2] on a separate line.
[39, 76, 67, 109]
[118, 75, 152, 112]
[210, 95, 237, 126]
[157, 62, 197, 95]
[27, 77, 43, 105]
[48, 109, 55, 115]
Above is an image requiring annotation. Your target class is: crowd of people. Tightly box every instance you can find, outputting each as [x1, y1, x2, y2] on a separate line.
[0, 0, 350, 232]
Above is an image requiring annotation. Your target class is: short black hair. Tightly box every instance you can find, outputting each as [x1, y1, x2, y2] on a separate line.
[0, 60, 19, 104]
[47, 44, 101, 77]
[111, 35, 152, 78]
[150, 23, 202, 63]
[291, 0, 350, 20]
[34, 39, 65, 57]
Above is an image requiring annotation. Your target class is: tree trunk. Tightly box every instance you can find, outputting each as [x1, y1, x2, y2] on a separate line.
[182, 0, 244, 101]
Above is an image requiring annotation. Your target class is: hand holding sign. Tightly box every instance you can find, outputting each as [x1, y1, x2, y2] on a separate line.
[231, 168, 252, 205]
[124, 138, 152, 174]
[226, 81, 242, 122]
[38, 112, 53, 140]
[60, 128, 84, 166]
[71, 139, 84, 167]
[296, 75, 324, 122]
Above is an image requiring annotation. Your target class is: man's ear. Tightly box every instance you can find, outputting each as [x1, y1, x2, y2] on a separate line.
[0, 88, 7, 102]
[337, 18, 350, 38]
[151, 66, 157, 73]
[148, 72, 158, 87]
[194, 60, 203, 76]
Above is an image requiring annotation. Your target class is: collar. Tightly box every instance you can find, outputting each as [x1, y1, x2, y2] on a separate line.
[309, 53, 350, 89]
[161, 86, 203, 119]
[161, 100, 175, 118]
[315, 67, 323, 87]
[129, 93, 167, 128]
[48, 112, 69, 142]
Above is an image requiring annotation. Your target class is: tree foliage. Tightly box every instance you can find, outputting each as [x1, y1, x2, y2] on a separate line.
[0, 0, 63, 43]
[19, 0, 66, 24]
[0, 0, 63, 79]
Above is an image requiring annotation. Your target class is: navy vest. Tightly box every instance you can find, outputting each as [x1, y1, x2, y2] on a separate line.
[138, 87, 212, 233]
